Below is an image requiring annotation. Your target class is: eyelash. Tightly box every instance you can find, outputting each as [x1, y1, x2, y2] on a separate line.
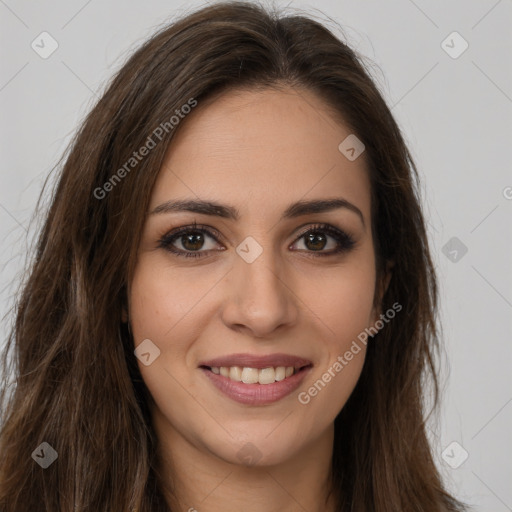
[157, 221, 356, 259]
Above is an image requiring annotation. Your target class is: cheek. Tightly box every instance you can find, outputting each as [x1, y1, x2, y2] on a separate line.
[128, 264, 199, 430]
[295, 260, 375, 411]
[127, 259, 214, 401]
[300, 257, 377, 342]
[128, 258, 210, 345]
[299, 347, 366, 409]
[296, 282, 371, 421]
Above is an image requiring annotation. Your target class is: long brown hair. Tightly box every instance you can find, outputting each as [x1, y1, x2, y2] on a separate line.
[0, 2, 466, 510]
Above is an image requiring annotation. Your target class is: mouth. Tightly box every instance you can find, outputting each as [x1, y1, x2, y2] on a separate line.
[198, 353, 313, 405]
[199, 363, 312, 384]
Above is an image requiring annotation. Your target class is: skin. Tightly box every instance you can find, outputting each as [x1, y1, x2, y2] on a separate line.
[127, 86, 392, 511]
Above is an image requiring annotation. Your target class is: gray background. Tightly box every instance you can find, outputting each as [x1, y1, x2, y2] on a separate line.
[1, 0, 511, 509]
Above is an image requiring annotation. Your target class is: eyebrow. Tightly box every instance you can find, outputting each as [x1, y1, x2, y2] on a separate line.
[150, 197, 365, 228]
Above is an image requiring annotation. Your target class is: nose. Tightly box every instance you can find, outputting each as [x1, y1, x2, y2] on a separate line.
[220, 245, 299, 338]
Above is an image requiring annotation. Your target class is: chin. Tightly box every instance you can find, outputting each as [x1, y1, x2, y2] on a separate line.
[203, 425, 307, 468]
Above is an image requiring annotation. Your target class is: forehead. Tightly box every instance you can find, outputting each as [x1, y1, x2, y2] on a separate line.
[151, 87, 371, 223]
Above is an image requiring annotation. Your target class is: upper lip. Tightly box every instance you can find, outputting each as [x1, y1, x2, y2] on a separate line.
[199, 353, 313, 370]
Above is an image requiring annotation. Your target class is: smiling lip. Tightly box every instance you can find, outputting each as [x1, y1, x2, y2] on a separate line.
[198, 353, 312, 369]
[200, 366, 312, 405]
[198, 353, 313, 406]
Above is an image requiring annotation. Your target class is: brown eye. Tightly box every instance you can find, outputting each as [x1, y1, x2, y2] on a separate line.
[158, 222, 355, 259]
[304, 231, 328, 251]
[180, 231, 207, 251]
[158, 225, 223, 258]
[290, 224, 356, 256]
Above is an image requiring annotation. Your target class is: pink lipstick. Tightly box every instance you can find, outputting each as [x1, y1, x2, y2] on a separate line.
[198, 353, 313, 405]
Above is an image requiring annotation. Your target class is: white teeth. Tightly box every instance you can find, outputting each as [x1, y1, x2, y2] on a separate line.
[229, 366, 242, 381]
[275, 366, 286, 381]
[258, 367, 275, 385]
[210, 365, 297, 384]
[241, 367, 259, 384]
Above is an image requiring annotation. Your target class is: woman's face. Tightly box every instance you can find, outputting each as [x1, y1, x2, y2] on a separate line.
[128, 86, 386, 467]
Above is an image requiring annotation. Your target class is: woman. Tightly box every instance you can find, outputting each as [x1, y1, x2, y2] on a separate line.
[0, 2, 467, 510]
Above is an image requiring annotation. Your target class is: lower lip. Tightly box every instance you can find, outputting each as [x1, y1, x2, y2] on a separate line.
[200, 366, 312, 405]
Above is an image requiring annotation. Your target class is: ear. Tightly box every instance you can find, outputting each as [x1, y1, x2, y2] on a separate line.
[371, 259, 394, 324]
[121, 307, 129, 323]
[382, 259, 394, 298]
